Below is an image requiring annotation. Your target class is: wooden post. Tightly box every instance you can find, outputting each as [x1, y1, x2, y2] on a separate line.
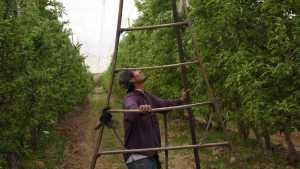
[163, 113, 169, 169]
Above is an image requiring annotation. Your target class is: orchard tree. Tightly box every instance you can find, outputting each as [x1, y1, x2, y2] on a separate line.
[0, 0, 93, 168]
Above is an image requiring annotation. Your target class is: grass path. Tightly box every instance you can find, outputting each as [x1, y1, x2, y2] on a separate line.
[56, 86, 126, 169]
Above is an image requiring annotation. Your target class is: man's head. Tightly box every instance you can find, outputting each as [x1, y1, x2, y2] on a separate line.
[118, 70, 146, 92]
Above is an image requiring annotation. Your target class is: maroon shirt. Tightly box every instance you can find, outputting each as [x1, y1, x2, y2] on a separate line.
[123, 90, 182, 160]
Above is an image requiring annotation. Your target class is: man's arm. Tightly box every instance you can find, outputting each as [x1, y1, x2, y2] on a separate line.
[150, 91, 187, 108]
[124, 98, 140, 122]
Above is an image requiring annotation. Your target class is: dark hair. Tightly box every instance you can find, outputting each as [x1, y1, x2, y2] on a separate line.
[118, 70, 135, 93]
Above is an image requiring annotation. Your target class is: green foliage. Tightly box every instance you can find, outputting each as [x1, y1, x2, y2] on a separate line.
[189, 0, 300, 136]
[0, 0, 93, 167]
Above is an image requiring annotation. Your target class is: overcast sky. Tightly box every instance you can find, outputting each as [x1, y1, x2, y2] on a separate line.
[58, 0, 139, 73]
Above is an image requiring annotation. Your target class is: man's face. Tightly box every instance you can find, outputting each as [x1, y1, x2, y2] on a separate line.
[132, 70, 145, 84]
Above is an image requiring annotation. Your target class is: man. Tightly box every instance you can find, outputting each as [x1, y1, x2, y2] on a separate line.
[118, 70, 187, 169]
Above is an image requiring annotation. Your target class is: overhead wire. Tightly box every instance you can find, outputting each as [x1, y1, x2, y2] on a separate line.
[97, 0, 106, 65]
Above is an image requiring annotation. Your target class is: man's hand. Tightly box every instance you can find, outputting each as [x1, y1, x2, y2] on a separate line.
[139, 104, 152, 112]
[180, 91, 188, 103]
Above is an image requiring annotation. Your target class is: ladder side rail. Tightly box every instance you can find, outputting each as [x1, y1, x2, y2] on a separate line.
[90, 0, 124, 168]
[105, 0, 124, 106]
[170, 0, 201, 168]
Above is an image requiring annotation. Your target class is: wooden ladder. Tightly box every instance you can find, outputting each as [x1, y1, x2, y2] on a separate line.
[90, 0, 228, 169]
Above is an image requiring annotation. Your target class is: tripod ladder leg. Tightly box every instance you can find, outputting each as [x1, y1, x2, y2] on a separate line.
[90, 0, 124, 167]
[170, 0, 201, 168]
[105, 0, 124, 106]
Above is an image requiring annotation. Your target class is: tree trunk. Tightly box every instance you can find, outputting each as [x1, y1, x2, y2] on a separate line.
[263, 130, 272, 151]
[252, 127, 263, 147]
[237, 120, 249, 140]
[179, 0, 189, 15]
[30, 127, 38, 152]
[4, 0, 17, 18]
[283, 129, 300, 164]
[7, 152, 19, 169]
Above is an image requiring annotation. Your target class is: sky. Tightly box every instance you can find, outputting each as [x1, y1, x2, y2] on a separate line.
[57, 0, 139, 73]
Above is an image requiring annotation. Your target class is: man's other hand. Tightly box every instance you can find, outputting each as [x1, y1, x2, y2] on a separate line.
[100, 107, 112, 126]
[180, 91, 188, 103]
[139, 105, 152, 112]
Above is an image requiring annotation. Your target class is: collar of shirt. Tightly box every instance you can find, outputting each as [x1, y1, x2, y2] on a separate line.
[134, 89, 145, 95]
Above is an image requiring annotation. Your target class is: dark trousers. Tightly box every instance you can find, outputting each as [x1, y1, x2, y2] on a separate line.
[126, 157, 158, 169]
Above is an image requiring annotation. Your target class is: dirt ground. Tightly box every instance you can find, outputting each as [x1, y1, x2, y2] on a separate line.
[56, 102, 93, 169]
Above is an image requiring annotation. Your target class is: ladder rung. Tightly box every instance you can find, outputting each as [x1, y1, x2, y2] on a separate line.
[115, 60, 199, 72]
[97, 142, 229, 156]
[108, 101, 212, 113]
[121, 21, 189, 32]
